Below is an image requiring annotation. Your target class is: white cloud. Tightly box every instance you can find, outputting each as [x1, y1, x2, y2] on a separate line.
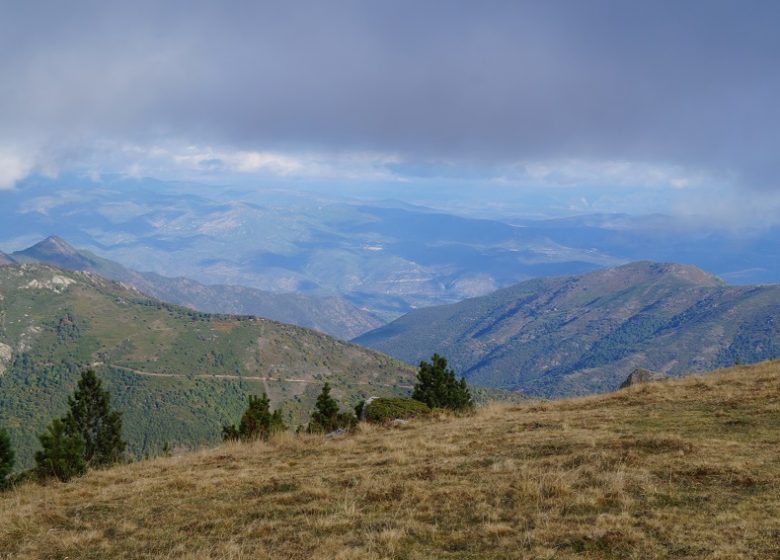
[0, 139, 403, 188]
[171, 146, 305, 176]
[121, 143, 402, 182]
[0, 149, 34, 189]
[515, 159, 708, 190]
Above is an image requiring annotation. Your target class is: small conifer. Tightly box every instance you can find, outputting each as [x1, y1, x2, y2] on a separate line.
[307, 382, 356, 433]
[63, 369, 126, 467]
[35, 419, 87, 482]
[412, 354, 473, 411]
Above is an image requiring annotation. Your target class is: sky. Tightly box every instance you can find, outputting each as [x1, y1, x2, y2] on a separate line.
[1, 1, 779, 225]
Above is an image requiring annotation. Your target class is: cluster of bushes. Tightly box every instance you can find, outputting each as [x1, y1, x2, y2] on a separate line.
[223, 353, 473, 441]
[222, 381, 358, 443]
[222, 393, 286, 441]
[356, 354, 473, 423]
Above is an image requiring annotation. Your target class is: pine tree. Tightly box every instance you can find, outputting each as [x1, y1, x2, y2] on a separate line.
[412, 354, 473, 411]
[63, 369, 126, 467]
[0, 427, 14, 489]
[223, 393, 286, 441]
[35, 419, 87, 482]
[307, 382, 356, 433]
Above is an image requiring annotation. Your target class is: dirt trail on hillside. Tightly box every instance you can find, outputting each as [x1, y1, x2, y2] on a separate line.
[100, 363, 413, 388]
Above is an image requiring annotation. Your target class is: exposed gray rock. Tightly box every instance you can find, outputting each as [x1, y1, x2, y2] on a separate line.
[620, 368, 667, 389]
[0, 342, 11, 376]
[359, 396, 379, 421]
[325, 428, 349, 439]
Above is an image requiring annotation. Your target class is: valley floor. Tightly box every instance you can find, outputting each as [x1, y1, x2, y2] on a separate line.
[1, 362, 779, 559]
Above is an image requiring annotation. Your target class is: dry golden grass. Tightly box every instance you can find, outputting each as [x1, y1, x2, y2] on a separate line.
[1, 361, 779, 559]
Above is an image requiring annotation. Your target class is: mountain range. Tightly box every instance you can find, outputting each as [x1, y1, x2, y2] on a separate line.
[9, 236, 382, 340]
[6, 175, 780, 325]
[0, 261, 414, 468]
[356, 262, 780, 397]
[0, 176, 615, 317]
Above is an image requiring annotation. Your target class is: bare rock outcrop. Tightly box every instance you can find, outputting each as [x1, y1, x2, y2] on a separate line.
[620, 368, 667, 389]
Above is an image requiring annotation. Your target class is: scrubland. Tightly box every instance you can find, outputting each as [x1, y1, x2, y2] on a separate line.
[1, 361, 778, 559]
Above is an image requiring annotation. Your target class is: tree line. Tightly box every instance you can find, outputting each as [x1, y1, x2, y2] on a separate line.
[0, 353, 471, 489]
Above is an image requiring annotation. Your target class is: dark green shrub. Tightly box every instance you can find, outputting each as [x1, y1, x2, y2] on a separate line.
[307, 383, 357, 433]
[222, 424, 240, 441]
[223, 393, 286, 441]
[35, 419, 87, 482]
[363, 398, 431, 424]
[354, 399, 366, 419]
[413, 354, 474, 411]
[0, 427, 13, 489]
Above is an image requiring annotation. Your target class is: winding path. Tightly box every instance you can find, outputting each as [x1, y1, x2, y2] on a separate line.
[97, 363, 413, 389]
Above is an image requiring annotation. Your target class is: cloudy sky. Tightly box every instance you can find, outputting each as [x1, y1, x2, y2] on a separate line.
[1, 1, 779, 223]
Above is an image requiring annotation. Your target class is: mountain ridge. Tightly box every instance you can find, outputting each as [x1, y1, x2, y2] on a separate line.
[12, 236, 384, 339]
[355, 261, 779, 396]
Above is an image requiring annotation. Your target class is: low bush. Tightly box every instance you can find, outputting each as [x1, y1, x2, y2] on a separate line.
[363, 398, 431, 424]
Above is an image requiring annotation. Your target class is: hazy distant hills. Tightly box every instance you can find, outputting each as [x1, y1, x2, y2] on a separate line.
[4, 175, 780, 317]
[0, 262, 414, 467]
[356, 262, 780, 397]
[11, 236, 383, 339]
[0, 176, 621, 317]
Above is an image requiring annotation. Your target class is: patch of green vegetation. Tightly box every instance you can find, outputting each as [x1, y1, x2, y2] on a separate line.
[363, 398, 431, 423]
[0, 265, 415, 469]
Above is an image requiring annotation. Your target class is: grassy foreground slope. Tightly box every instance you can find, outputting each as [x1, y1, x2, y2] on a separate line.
[2, 361, 778, 559]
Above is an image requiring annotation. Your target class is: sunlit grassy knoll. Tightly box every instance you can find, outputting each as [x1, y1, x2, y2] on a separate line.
[1, 360, 779, 559]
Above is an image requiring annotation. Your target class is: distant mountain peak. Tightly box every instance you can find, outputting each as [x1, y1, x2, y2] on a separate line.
[30, 235, 80, 256]
[593, 261, 724, 288]
[12, 235, 95, 270]
[10, 237, 384, 339]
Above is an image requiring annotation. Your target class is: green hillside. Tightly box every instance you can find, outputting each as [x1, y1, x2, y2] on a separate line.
[356, 262, 780, 396]
[0, 262, 414, 468]
[12, 236, 384, 339]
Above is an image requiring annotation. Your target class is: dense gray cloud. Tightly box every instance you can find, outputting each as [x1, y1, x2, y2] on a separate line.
[1, 0, 779, 189]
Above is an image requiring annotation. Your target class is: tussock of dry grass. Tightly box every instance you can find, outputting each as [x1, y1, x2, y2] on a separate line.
[1, 361, 779, 559]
